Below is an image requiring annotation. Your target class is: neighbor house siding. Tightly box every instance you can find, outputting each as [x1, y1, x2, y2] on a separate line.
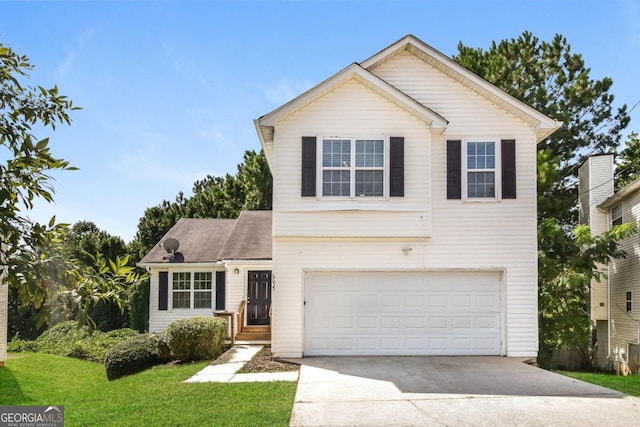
[609, 189, 640, 363]
[579, 155, 615, 322]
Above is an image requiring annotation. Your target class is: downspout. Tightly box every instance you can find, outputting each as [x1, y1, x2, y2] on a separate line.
[608, 262, 612, 358]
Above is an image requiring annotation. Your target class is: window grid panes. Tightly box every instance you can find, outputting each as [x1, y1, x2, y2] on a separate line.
[467, 141, 496, 198]
[194, 272, 213, 309]
[322, 138, 384, 197]
[612, 204, 623, 226]
[171, 271, 213, 309]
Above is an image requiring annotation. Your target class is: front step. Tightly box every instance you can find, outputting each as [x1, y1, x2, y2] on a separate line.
[236, 326, 271, 341]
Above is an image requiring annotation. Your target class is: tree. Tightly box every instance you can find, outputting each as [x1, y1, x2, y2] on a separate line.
[454, 32, 629, 225]
[65, 253, 144, 333]
[615, 132, 640, 190]
[0, 42, 78, 305]
[454, 32, 632, 365]
[130, 149, 272, 261]
[62, 221, 128, 267]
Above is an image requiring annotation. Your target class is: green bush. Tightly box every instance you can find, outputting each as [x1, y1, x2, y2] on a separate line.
[164, 317, 226, 361]
[7, 337, 39, 352]
[36, 321, 90, 356]
[9, 321, 140, 363]
[128, 278, 150, 332]
[104, 334, 162, 381]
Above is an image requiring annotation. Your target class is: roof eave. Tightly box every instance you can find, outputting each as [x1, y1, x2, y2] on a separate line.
[362, 34, 562, 140]
[599, 177, 640, 210]
[256, 62, 448, 131]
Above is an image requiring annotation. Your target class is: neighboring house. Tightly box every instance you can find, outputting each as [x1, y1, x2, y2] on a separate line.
[0, 284, 7, 367]
[254, 34, 561, 358]
[579, 154, 640, 372]
[138, 210, 272, 339]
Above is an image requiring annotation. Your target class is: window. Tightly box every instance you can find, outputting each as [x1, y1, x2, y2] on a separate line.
[172, 271, 213, 309]
[626, 291, 632, 312]
[464, 140, 499, 199]
[321, 138, 384, 198]
[612, 204, 623, 226]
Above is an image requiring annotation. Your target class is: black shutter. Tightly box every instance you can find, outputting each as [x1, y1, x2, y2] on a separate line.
[215, 271, 226, 311]
[447, 140, 462, 199]
[501, 139, 516, 199]
[158, 271, 168, 311]
[301, 136, 316, 197]
[389, 137, 404, 197]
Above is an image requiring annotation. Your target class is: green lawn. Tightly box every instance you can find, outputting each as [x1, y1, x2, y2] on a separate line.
[560, 371, 640, 396]
[0, 353, 297, 426]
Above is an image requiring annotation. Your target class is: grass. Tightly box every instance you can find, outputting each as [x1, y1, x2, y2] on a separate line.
[560, 371, 640, 396]
[0, 353, 297, 426]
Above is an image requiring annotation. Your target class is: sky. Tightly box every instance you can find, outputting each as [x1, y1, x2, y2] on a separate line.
[1, 0, 639, 242]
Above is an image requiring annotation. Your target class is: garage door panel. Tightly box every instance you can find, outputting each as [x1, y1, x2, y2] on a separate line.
[305, 271, 502, 356]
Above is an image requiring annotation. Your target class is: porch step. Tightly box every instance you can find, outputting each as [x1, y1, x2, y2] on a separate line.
[236, 326, 271, 341]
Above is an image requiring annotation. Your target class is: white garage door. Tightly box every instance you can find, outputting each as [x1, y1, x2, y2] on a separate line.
[304, 271, 502, 356]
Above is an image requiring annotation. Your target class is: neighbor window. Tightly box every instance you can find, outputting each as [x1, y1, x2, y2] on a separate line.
[463, 140, 500, 199]
[626, 291, 632, 312]
[172, 271, 213, 309]
[321, 138, 385, 198]
[612, 204, 623, 226]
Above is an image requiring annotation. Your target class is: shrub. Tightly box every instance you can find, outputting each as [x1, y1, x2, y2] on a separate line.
[10, 321, 141, 363]
[104, 334, 162, 381]
[164, 317, 226, 361]
[67, 328, 139, 362]
[7, 336, 39, 352]
[36, 321, 90, 357]
[128, 278, 150, 332]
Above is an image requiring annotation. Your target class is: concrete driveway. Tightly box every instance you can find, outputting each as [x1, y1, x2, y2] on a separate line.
[289, 356, 640, 426]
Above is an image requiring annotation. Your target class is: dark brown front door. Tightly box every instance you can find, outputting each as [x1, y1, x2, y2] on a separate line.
[247, 271, 271, 325]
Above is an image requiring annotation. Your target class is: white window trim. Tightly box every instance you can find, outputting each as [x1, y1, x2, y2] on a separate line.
[612, 204, 623, 227]
[317, 136, 390, 200]
[169, 269, 215, 311]
[462, 137, 502, 202]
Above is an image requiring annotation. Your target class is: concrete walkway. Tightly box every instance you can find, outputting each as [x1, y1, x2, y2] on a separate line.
[290, 356, 640, 427]
[184, 344, 299, 383]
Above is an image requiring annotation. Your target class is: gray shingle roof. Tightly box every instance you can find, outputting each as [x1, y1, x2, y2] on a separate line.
[137, 211, 272, 265]
[219, 210, 272, 260]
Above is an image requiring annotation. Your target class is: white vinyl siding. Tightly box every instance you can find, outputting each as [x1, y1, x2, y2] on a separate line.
[0, 285, 7, 366]
[148, 262, 272, 334]
[578, 155, 615, 322]
[268, 48, 539, 358]
[607, 189, 640, 364]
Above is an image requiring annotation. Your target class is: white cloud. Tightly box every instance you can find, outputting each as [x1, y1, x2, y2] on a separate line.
[57, 26, 99, 78]
[263, 79, 315, 105]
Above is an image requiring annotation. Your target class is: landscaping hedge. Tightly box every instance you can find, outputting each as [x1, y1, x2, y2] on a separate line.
[104, 334, 162, 380]
[164, 317, 226, 361]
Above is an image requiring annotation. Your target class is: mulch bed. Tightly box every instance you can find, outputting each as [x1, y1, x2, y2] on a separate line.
[237, 346, 300, 373]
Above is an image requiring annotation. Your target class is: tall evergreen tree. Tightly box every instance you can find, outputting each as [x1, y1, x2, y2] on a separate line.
[454, 32, 633, 365]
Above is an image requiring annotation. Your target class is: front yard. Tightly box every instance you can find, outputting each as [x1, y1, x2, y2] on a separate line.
[560, 371, 640, 396]
[0, 353, 296, 426]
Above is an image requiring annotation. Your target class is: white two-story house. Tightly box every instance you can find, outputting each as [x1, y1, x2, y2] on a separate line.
[254, 34, 561, 358]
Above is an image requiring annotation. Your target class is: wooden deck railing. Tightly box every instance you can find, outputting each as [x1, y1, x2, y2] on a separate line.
[237, 300, 246, 334]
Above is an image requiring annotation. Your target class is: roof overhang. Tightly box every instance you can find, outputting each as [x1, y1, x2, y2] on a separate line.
[255, 62, 449, 162]
[599, 176, 640, 210]
[361, 35, 562, 143]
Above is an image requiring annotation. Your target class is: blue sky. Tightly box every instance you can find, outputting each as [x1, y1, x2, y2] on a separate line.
[2, 0, 639, 242]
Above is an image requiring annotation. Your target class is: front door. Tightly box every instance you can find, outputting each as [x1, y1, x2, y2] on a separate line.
[247, 271, 271, 325]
